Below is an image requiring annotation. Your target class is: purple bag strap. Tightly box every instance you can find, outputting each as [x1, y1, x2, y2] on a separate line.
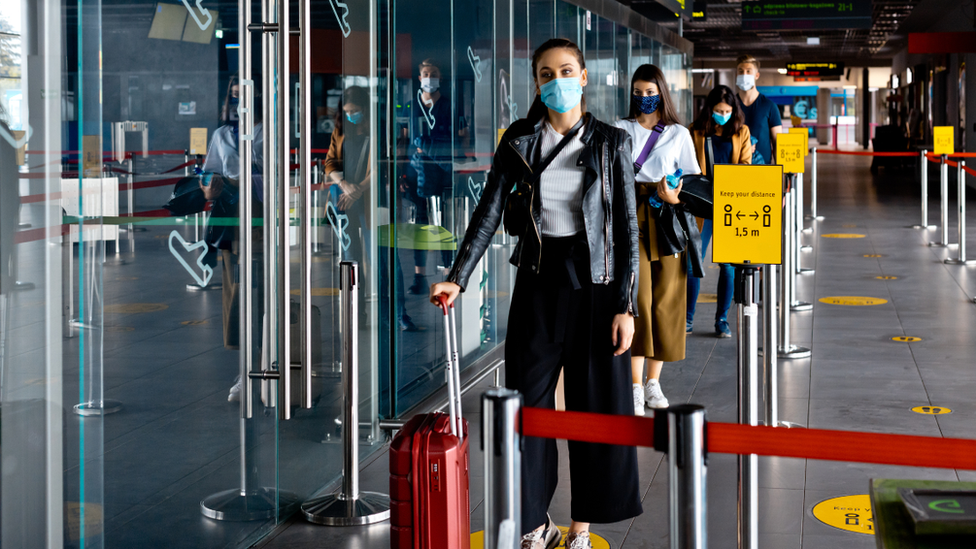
[634, 123, 666, 174]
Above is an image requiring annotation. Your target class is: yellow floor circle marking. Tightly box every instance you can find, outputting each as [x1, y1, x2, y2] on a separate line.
[698, 293, 718, 303]
[65, 502, 104, 541]
[812, 494, 874, 535]
[471, 526, 611, 549]
[104, 303, 169, 314]
[891, 336, 922, 342]
[818, 296, 888, 306]
[863, 254, 884, 258]
[912, 405, 952, 415]
[842, 224, 858, 228]
[875, 276, 898, 280]
[182, 320, 209, 326]
[289, 287, 340, 297]
[822, 233, 866, 238]
[105, 326, 135, 332]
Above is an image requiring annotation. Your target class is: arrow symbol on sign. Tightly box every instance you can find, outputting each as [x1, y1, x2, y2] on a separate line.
[736, 211, 744, 220]
[750, 211, 759, 220]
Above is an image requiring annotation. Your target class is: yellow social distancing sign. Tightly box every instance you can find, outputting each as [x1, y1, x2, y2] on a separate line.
[934, 126, 954, 155]
[712, 164, 783, 265]
[777, 132, 806, 173]
[788, 126, 808, 156]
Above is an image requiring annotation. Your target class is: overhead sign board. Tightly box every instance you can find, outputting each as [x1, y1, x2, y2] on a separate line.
[693, 0, 706, 21]
[786, 62, 845, 78]
[712, 165, 783, 265]
[742, 1, 872, 31]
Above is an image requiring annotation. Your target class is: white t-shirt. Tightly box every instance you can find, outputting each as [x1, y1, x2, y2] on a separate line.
[202, 123, 264, 180]
[613, 119, 700, 183]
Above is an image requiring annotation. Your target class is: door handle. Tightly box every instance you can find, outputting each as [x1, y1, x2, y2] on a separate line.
[239, 0, 255, 420]
[298, 0, 313, 410]
[276, 0, 292, 421]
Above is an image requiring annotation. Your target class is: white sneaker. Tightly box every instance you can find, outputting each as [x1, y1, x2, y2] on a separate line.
[228, 378, 241, 403]
[632, 383, 645, 416]
[644, 379, 669, 409]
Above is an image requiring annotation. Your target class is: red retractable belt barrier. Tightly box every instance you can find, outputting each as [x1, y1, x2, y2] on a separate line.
[520, 407, 976, 471]
[816, 150, 916, 157]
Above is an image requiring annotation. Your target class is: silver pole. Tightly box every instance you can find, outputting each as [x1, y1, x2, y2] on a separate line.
[797, 172, 811, 234]
[929, 155, 951, 247]
[911, 150, 933, 228]
[668, 404, 708, 549]
[779, 177, 811, 359]
[483, 389, 522, 549]
[127, 156, 135, 253]
[788, 181, 812, 310]
[946, 161, 974, 265]
[277, 0, 292, 421]
[762, 264, 778, 427]
[809, 148, 823, 220]
[795, 173, 815, 272]
[736, 268, 759, 549]
[303, 261, 390, 525]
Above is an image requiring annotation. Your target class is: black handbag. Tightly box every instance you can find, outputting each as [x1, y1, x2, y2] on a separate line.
[163, 175, 208, 216]
[677, 136, 714, 219]
[504, 117, 585, 237]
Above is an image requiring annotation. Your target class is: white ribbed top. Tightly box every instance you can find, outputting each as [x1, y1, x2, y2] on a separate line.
[538, 121, 586, 237]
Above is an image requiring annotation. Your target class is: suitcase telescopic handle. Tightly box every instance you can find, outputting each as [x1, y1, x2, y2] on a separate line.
[437, 295, 464, 439]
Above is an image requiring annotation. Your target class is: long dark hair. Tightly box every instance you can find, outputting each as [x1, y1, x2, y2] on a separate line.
[692, 85, 745, 137]
[525, 38, 587, 124]
[334, 86, 370, 137]
[625, 64, 681, 125]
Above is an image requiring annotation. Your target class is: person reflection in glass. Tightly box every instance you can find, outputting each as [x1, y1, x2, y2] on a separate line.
[405, 59, 459, 294]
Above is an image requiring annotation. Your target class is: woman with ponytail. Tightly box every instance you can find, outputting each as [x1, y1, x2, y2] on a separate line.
[431, 38, 642, 549]
[614, 64, 702, 415]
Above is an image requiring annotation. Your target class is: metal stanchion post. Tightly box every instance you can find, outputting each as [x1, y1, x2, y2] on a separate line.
[762, 264, 778, 426]
[736, 266, 759, 549]
[946, 161, 975, 265]
[795, 173, 815, 270]
[929, 154, 951, 247]
[303, 261, 390, 525]
[909, 150, 934, 229]
[808, 148, 823, 221]
[483, 389, 522, 549]
[779, 177, 811, 359]
[786, 180, 812, 310]
[797, 172, 811, 234]
[667, 404, 708, 549]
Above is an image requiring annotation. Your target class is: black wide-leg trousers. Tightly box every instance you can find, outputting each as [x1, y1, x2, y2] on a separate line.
[505, 234, 643, 534]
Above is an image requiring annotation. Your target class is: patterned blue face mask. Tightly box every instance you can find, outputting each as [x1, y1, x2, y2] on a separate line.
[712, 111, 732, 126]
[539, 77, 583, 114]
[633, 94, 660, 115]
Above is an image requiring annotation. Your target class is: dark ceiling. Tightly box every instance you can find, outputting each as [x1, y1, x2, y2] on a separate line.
[628, 0, 921, 67]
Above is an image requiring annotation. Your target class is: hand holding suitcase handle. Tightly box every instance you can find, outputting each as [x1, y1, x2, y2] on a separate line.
[430, 281, 461, 308]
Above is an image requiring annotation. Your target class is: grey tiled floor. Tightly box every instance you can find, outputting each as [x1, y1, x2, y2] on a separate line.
[258, 149, 976, 548]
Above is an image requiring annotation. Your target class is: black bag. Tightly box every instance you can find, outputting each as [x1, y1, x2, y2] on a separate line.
[677, 136, 715, 219]
[504, 117, 585, 236]
[163, 176, 208, 216]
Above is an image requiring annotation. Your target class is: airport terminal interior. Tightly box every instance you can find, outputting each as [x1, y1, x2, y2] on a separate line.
[3, 0, 976, 547]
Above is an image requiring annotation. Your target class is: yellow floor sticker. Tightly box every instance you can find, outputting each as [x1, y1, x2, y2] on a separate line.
[842, 224, 858, 228]
[818, 296, 888, 306]
[289, 287, 340, 297]
[875, 276, 898, 280]
[812, 494, 874, 535]
[891, 336, 921, 342]
[471, 527, 610, 549]
[863, 254, 884, 258]
[104, 303, 169, 314]
[912, 405, 952, 415]
[822, 233, 866, 238]
[698, 293, 718, 303]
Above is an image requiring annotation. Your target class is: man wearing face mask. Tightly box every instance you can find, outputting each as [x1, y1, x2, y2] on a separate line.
[405, 58, 456, 294]
[735, 54, 782, 165]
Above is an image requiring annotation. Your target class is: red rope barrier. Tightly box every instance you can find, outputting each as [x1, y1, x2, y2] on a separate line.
[816, 150, 916, 157]
[520, 407, 976, 470]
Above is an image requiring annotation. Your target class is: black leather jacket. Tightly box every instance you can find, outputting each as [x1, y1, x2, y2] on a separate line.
[447, 113, 640, 316]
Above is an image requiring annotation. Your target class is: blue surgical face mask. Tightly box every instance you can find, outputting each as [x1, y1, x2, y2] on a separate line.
[345, 111, 363, 125]
[633, 94, 660, 115]
[712, 111, 732, 126]
[539, 77, 583, 114]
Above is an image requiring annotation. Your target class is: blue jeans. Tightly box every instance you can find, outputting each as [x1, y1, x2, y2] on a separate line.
[686, 219, 734, 325]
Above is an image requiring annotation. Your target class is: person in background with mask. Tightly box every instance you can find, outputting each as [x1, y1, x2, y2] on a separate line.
[431, 38, 641, 549]
[615, 64, 701, 415]
[687, 85, 751, 338]
[406, 58, 456, 294]
[735, 54, 781, 164]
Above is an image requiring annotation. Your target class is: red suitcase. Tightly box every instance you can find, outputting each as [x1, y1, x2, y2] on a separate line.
[390, 298, 470, 549]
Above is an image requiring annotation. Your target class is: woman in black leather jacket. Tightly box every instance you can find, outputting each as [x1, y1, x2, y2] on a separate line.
[431, 38, 642, 549]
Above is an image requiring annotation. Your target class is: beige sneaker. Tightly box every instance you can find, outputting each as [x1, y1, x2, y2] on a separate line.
[565, 531, 592, 549]
[520, 515, 562, 549]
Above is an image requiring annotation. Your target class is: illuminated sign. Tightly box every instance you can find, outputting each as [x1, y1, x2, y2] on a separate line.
[742, 1, 871, 31]
[786, 62, 845, 77]
[693, 0, 706, 21]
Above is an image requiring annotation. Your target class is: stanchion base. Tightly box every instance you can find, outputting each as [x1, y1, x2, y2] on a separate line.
[928, 241, 950, 247]
[806, 215, 824, 221]
[801, 228, 813, 234]
[907, 224, 937, 230]
[301, 491, 390, 526]
[944, 258, 976, 265]
[777, 345, 812, 359]
[800, 245, 814, 252]
[186, 283, 223, 291]
[797, 268, 816, 275]
[74, 399, 123, 416]
[200, 487, 299, 521]
[791, 301, 813, 312]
